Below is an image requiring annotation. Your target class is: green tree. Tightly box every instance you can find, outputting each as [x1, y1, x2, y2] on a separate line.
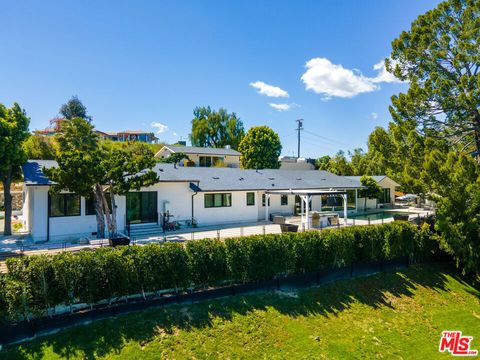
[360, 175, 382, 211]
[45, 118, 106, 238]
[59, 95, 91, 121]
[190, 106, 245, 149]
[315, 155, 331, 171]
[238, 126, 282, 169]
[422, 150, 479, 276]
[23, 134, 57, 160]
[349, 148, 370, 176]
[0, 103, 30, 235]
[46, 118, 159, 238]
[326, 151, 354, 176]
[387, 0, 480, 162]
[158, 152, 189, 165]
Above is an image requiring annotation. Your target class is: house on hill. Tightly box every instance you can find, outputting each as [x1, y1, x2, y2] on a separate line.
[155, 145, 241, 168]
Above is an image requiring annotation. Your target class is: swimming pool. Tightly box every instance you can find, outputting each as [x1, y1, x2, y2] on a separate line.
[347, 211, 411, 221]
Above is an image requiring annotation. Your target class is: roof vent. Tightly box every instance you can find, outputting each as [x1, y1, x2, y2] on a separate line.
[268, 177, 275, 180]
[239, 177, 244, 181]
[296, 178, 302, 181]
[212, 177, 220, 180]
[271, 183, 275, 187]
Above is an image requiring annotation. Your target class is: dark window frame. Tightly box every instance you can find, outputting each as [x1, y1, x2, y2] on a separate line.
[48, 193, 81, 217]
[246, 192, 255, 206]
[280, 195, 288, 206]
[204, 193, 232, 208]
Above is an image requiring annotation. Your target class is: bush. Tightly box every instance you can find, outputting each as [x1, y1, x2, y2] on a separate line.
[0, 222, 440, 323]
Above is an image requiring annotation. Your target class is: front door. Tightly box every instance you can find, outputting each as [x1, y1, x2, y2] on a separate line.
[126, 192, 158, 224]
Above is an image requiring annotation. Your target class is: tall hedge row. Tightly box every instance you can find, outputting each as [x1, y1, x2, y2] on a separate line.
[0, 222, 439, 322]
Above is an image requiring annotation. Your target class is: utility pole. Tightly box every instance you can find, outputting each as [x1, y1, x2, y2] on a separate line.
[296, 119, 304, 158]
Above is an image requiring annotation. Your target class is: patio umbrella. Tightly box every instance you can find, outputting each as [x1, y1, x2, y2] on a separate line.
[397, 194, 418, 201]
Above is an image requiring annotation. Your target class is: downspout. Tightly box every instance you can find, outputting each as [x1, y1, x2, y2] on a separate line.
[191, 181, 199, 224]
[47, 190, 50, 242]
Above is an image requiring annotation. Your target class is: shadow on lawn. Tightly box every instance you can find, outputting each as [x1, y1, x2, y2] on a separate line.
[4, 263, 477, 360]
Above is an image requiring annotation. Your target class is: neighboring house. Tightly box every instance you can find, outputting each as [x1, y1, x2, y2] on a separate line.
[36, 128, 158, 143]
[279, 156, 316, 170]
[22, 160, 367, 242]
[155, 146, 241, 168]
[344, 176, 400, 209]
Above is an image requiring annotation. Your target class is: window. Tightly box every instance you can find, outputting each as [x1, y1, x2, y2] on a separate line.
[199, 156, 212, 167]
[378, 188, 391, 204]
[280, 195, 288, 206]
[86, 193, 112, 215]
[262, 194, 270, 206]
[49, 193, 80, 217]
[204, 193, 232, 208]
[246, 192, 255, 206]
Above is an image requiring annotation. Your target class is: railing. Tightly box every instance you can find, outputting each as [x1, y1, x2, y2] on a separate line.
[0, 212, 434, 268]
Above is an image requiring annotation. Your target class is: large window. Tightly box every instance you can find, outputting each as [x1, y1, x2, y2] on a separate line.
[378, 188, 391, 204]
[205, 193, 232, 208]
[49, 193, 80, 217]
[199, 156, 212, 167]
[280, 195, 288, 206]
[246, 192, 255, 206]
[86, 193, 112, 216]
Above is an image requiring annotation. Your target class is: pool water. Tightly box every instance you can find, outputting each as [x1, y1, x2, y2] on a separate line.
[347, 211, 411, 221]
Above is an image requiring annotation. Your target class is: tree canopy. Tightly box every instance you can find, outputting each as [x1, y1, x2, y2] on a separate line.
[0, 103, 30, 235]
[46, 118, 158, 238]
[59, 96, 92, 121]
[238, 126, 282, 169]
[387, 0, 480, 162]
[190, 106, 245, 150]
[359, 175, 382, 211]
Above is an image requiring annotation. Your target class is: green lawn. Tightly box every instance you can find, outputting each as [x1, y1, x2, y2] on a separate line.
[3, 263, 479, 359]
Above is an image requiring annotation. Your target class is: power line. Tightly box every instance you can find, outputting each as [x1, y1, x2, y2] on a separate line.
[303, 129, 350, 148]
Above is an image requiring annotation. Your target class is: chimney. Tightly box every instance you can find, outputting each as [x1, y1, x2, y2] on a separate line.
[225, 145, 231, 149]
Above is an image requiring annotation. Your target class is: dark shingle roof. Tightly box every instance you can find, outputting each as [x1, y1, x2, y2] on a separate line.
[154, 164, 361, 191]
[164, 146, 241, 156]
[22, 160, 58, 186]
[22, 160, 362, 191]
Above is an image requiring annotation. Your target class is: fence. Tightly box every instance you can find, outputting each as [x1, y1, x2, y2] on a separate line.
[0, 212, 434, 268]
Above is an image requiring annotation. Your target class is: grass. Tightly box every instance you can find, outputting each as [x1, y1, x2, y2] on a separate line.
[2, 263, 479, 359]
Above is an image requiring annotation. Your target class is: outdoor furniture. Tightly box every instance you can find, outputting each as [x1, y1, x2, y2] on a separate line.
[109, 235, 131, 247]
[311, 212, 320, 227]
[393, 214, 410, 221]
[280, 224, 299, 233]
[273, 215, 286, 225]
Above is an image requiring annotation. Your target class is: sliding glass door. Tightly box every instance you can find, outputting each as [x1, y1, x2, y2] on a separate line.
[126, 192, 158, 224]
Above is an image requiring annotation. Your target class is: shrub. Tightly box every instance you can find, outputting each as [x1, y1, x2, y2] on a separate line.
[0, 222, 440, 323]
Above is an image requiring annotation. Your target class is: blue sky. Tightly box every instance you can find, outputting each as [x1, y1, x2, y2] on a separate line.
[0, 0, 441, 157]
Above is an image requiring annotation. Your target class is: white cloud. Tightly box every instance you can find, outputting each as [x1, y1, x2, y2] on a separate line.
[151, 122, 168, 134]
[173, 132, 178, 136]
[269, 103, 299, 112]
[301, 57, 402, 99]
[371, 60, 403, 84]
[250, 81, 289, 98]
[371, 112, 378, 119]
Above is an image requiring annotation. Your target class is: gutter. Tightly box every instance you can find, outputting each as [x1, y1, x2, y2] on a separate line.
[190, 181, 200, 224]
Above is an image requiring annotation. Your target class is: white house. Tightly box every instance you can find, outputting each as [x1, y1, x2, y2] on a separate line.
[155, 145, 241, 168]
[21, 161, 400, 242]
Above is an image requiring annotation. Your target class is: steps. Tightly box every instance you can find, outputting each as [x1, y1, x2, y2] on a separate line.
[128, 223, 164, 239]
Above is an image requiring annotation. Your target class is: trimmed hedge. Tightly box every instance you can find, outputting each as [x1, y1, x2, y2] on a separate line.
[0, 222, 439, 322]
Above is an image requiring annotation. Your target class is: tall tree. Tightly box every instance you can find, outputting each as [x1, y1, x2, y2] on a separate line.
[45, 118, 106, 238]
[0, 103, 30, 235]
[46, 118, 158, 239]
[238, 126, 282, 169]
[190, 106, 245, 149]
[422, 150, 480, 275]
[387, 0, 480, 162]
[59, 96, 91, 121]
